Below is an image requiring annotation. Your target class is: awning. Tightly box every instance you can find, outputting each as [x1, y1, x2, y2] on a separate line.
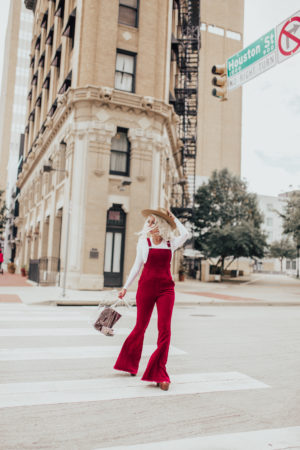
[46, 27, 54, 45]
[31, 72, 38, 86]
[38, 52, 45, 68]
[54, 0, 64, 18]
[35, 95, 42, 107]
[51, 45, 62, 67]
[41, 10, 48, 29]
[48, 99, 57, 117]
[42, 72, 50, 89]
[62, 9, 76, 38]
[58, 71, 72, 94]
[35, 34, 41, 50]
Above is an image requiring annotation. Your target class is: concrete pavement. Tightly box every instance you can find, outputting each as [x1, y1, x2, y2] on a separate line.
[1, 302, 300, 449]
[0, 272, 299, 306]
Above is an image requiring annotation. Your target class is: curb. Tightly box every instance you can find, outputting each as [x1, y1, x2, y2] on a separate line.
[48, 299, 300, 307]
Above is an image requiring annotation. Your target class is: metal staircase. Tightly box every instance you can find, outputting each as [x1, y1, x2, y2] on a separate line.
[171, 0, 200, 218]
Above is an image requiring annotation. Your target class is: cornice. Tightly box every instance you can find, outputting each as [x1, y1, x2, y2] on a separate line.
[18, 87, 181, 188]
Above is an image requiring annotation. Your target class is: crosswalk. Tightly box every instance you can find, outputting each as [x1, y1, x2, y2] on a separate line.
[96, 427, 300, 450]
[0, 302, 299, 449]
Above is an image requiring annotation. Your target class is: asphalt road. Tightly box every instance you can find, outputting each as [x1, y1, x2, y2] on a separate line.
[1, 298, 300, 449]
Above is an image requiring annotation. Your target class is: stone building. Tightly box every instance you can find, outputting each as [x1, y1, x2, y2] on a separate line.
[16, 0, 184, 289]
[0, 1, 33, 261]
[196, 0, 244, 186]
[15, 0, 244, 289]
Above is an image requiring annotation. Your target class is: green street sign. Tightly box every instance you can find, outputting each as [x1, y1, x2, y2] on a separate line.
[227, 28, 277, 90]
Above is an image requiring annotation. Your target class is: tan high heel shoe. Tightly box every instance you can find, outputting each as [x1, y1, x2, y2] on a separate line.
[156, 382, 170, 391]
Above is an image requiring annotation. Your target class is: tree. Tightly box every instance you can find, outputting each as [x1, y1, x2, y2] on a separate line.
[280, 191, 300, 278]
[191, 169, 267, 273]
[269, 238, 297, 272]
[0, 190, 7, 234]
[281, 191, 300, 245]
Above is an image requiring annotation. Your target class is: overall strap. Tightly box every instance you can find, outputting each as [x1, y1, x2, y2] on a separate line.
[147, 238, 152, 248]
[167, 240, 171, 248]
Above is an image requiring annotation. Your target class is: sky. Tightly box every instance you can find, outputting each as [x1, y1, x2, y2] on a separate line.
[0, 0, 299, 197]
[242, 0, 300, 196]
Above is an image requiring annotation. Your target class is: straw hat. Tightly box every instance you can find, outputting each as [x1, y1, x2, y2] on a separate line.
[141, 208, 176, 230]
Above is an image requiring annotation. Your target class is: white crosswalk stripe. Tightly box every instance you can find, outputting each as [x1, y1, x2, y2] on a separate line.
[0, 372, 269, 409]
[94, 426, 300, 450]
[0, 306, 269, 428]
[0, 327, 131, 336]
[0, 344, 186, 361]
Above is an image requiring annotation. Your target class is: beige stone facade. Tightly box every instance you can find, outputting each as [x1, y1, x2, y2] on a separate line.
[16, 0, 183, 289]
[15, 0, 244, 289]
[197, 0, 244, 182]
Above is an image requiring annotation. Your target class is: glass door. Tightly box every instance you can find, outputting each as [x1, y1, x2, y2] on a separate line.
[104, 205, 126, 287]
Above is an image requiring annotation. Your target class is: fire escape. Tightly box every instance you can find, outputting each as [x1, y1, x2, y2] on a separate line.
[171, 0, 200, 219]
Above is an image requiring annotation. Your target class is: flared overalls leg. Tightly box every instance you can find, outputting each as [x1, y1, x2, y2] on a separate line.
[114, 238, 175, 383]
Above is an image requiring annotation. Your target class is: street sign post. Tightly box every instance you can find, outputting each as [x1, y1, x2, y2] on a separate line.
[227, 10, 300, 92]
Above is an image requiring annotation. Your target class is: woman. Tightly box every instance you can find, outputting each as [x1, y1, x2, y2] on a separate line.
[114, 208, 189, 391]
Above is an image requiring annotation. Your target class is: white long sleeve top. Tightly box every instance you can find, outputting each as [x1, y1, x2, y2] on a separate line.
[123, 217, 190, 290]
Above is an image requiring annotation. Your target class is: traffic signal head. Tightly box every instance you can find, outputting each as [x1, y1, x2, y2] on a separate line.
[211, 64, 228, 101]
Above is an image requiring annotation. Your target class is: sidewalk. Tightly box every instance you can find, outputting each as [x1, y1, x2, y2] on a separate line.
[0, 272, 299, 306]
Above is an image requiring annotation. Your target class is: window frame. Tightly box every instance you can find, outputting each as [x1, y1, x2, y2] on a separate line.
[109, 127, 131, 177]
[115, 49, 136, 93]
[118, 0, 139, 28]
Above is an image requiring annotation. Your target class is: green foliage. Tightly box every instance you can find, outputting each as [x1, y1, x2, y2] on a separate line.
[281, 191, 300, 245]
[0, 190, 7, 233]
[269, 238, 297, 260]
[269, 238, 296, 271]
[191, 169, 267, 271]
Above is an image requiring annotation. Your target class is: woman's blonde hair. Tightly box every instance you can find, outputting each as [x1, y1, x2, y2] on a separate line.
[137, 214, 175, 241]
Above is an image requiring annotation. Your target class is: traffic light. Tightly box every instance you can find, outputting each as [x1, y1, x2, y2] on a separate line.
[211, 64, 227, 101]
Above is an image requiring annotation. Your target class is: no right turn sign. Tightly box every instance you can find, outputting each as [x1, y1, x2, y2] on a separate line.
[277, 11, 300, 63]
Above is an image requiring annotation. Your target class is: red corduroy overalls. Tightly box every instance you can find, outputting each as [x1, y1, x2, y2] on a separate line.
[114, 238, 175, 383]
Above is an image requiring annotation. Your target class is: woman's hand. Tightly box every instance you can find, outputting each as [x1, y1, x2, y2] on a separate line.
[118, 288, 127, 299]
[167, 209, 176, 223]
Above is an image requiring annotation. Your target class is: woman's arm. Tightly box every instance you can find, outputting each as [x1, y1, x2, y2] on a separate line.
[122, 239, 144, 291]
[170, 215, 190, 251]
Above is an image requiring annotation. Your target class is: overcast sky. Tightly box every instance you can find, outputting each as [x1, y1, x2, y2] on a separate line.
[0, 0, 299, 197]
[242, 0, 300, 196]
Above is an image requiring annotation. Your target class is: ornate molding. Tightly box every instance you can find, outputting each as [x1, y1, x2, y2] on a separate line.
[19, 86, 179, 188]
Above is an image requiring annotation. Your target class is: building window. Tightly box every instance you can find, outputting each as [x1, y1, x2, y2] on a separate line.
[266, 217, 273, 227]
[58, 71, 72, 94]
[48, 99, 57, 117]
[46, 26, 54, 45]
[35, 34, 41, 50]
[51, 45, 62, 76]
[115, 50, 136, 92]
[110, 128, 130, 176]
[54, 0, 65, 19]
[38, 52, 45, 68]
[41, 10, 48, 29]
[42, 72, 51, 89]
[118, 0, 139, 28]
[31, 72, 38, 86]
[62, 9, 76, 49]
